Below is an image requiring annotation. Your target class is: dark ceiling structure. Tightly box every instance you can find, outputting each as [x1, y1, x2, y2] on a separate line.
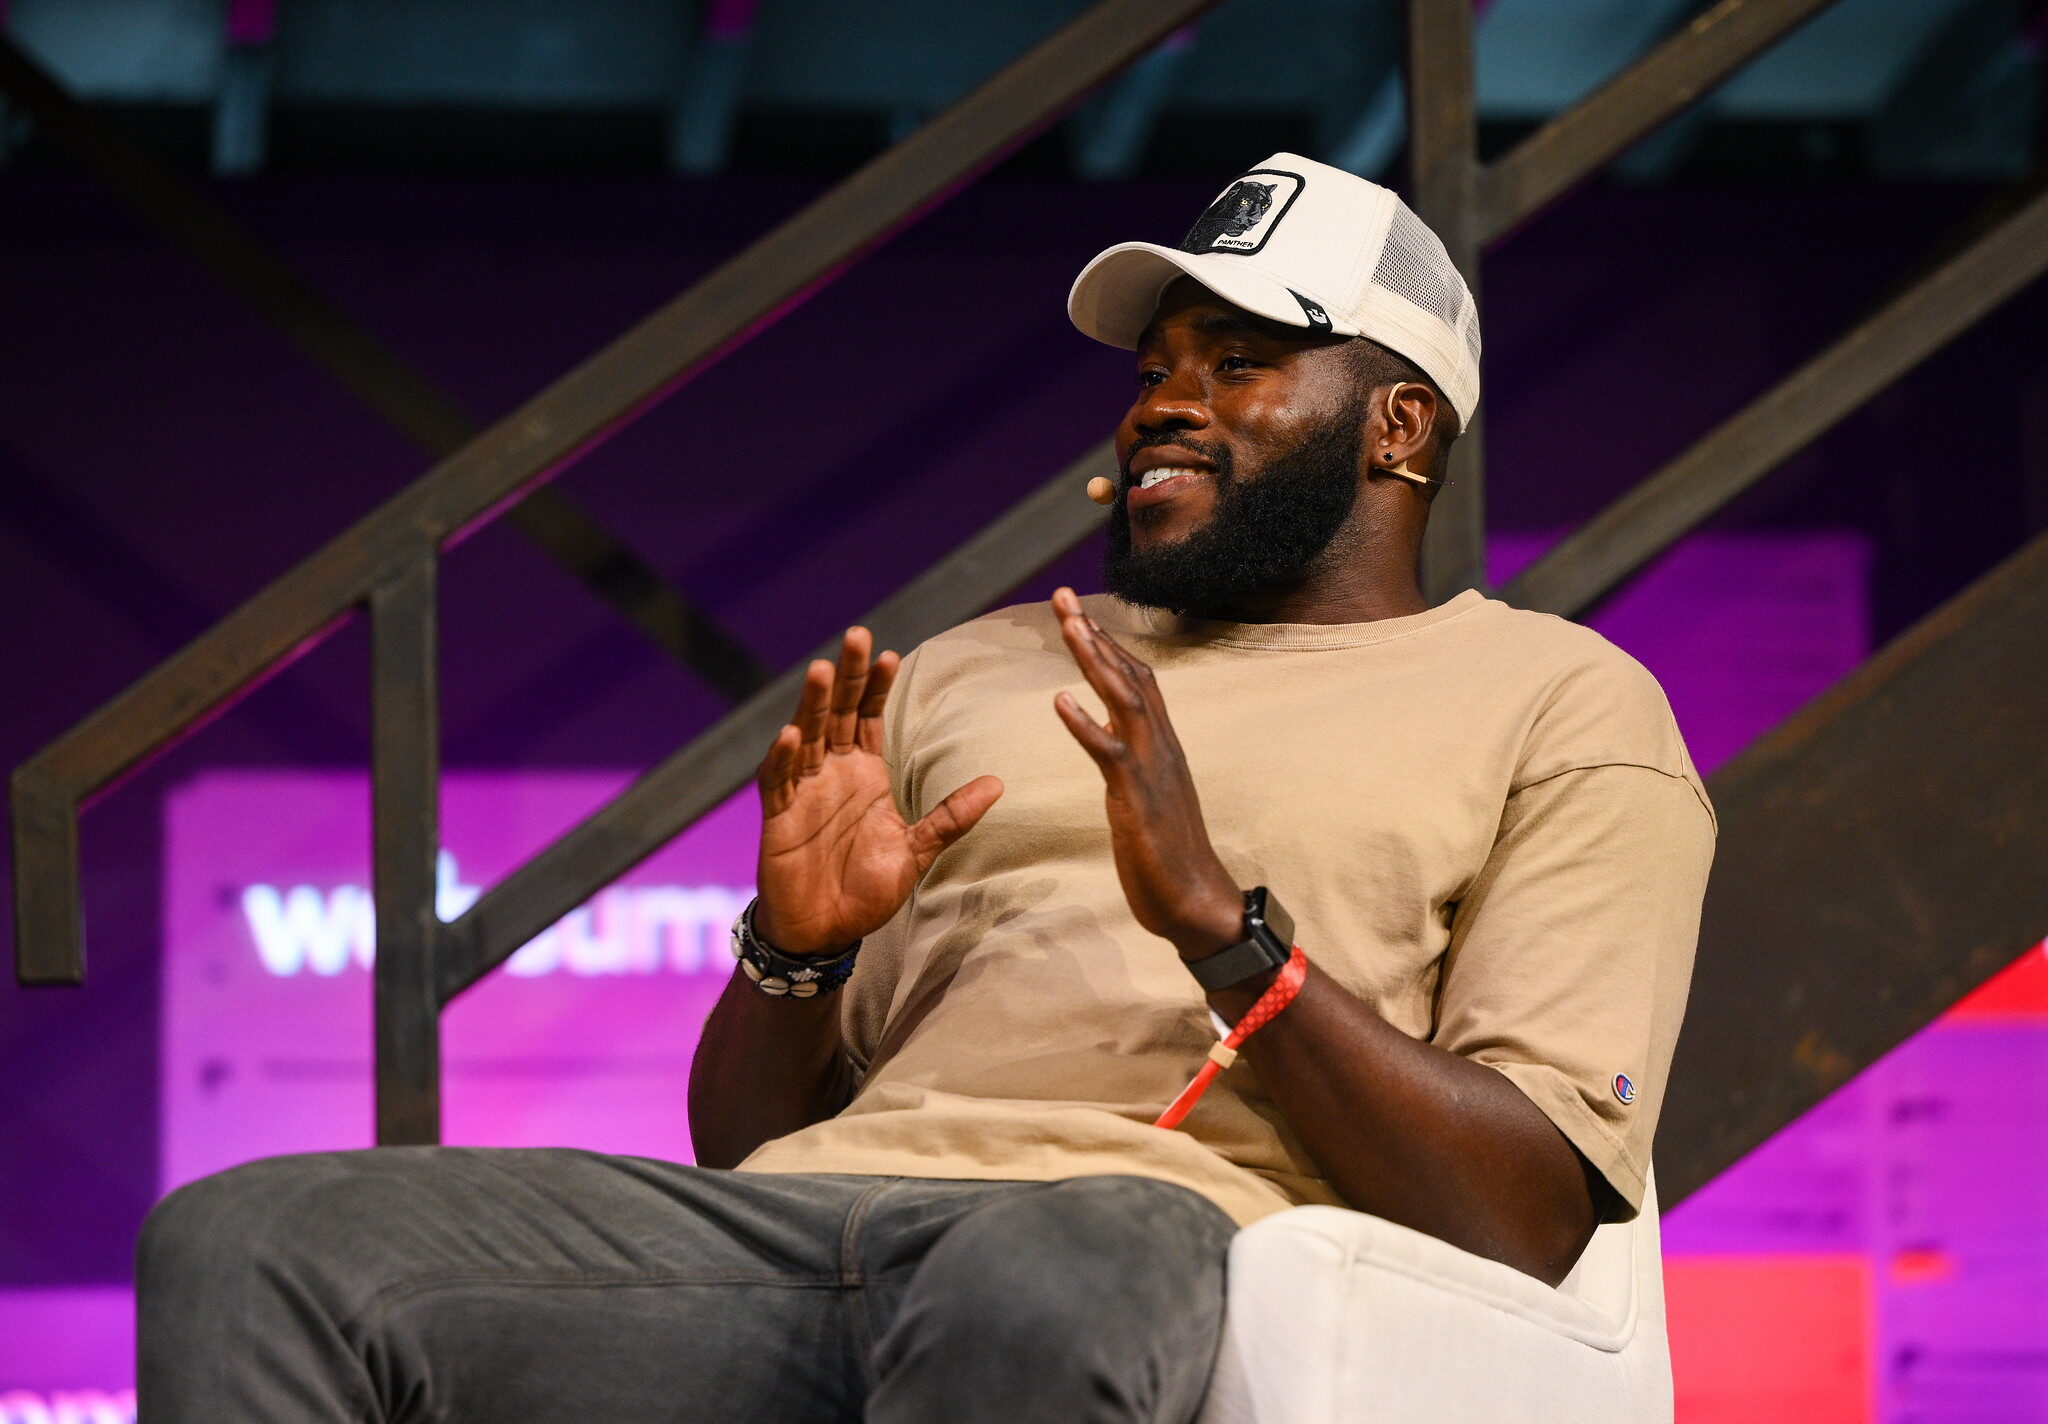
[3, 0, 2040, 180]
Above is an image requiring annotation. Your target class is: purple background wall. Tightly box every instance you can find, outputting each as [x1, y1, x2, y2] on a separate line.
[4, 171, 2047, 1295]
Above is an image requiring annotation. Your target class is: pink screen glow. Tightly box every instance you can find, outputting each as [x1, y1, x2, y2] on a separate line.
[162, 770, 758, 1193]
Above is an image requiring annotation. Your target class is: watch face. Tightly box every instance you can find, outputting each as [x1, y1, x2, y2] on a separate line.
[1250, 887, 1295, 952]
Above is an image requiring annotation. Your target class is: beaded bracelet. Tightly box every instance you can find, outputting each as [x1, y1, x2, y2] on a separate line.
[730, 898, 861, 998]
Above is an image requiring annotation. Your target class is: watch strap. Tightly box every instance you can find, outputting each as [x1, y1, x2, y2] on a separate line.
[1186, 887, 1295, 992]
[1187, 935, 1283, 992]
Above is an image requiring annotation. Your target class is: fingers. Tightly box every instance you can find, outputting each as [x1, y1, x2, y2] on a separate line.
[791, 659, 835, 773]
[1091, 628, 1179, 749]
[756, 723, 804, 810]
[856, 650, 900, 753]
[826, 627, 873, 750]
[907, 775, 1005, 867]
[775, 629, 892, 787]
[1051, 587, 1130, 705]
[1058, 587, 1148, 685]
[1054, 690, 1122, 767]
[768, 630, 895, 795]
[1051, 587, 1149, 731]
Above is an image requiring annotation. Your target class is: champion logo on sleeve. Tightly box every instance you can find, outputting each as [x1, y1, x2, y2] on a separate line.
[1612, 1073, 1637, 1104]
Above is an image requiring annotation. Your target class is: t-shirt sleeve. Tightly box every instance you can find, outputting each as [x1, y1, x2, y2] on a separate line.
[1429, 762, 1714, 1218]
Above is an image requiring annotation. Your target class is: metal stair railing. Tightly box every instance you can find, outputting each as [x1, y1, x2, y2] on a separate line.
[14, 0, 2048, 1205]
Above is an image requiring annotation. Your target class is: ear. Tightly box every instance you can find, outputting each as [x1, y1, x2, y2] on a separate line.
[1366, 382, 1441, 484]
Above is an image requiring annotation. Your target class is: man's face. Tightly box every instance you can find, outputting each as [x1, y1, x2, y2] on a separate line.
[1105, 279, 1369, 615]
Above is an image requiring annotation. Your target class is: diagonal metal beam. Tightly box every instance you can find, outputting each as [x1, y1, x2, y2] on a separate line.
[1503, 180, 2048, 619]
[1661, 524, 2048, 1205]
[437, 441, 1118, 999]
[1479, 0, 1842, 243]
[0, 33, 769, 700]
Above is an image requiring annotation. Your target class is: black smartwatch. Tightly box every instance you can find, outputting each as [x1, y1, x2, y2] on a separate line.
[1184, 887, 1296, 992]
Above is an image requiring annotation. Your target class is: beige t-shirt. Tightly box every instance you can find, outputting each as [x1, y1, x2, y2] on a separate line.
[739, 589, 1715, 1226]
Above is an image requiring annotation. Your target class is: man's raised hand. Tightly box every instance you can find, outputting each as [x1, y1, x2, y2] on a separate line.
[754, 627, 1003, 957]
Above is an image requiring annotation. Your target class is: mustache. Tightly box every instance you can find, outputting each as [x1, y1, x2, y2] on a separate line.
[1118, 434, 1233, 484]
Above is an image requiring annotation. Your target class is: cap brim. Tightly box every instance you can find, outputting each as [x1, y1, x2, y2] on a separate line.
[1067, 243, 1357, 349]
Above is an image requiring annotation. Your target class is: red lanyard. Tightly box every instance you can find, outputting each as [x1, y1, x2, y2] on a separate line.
[1155, 945, 1309, 1131]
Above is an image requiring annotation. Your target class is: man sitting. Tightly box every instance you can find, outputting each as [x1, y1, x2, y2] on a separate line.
[138, 154, 1713, 1424]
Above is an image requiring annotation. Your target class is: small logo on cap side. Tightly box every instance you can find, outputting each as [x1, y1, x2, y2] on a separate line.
[1180, 170, 1305, 256]
[1613, 1073, 1636, 1104]
[1290, 290, 1332, 332]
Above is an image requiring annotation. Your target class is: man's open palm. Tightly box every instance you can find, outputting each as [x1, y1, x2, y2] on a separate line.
[755, 627, 1003, 957]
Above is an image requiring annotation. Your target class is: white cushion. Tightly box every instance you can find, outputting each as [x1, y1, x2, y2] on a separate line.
[1197, 1177, 1671, 1424]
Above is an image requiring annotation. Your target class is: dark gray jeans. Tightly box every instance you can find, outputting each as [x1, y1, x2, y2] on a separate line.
[136, 1147, 1236, 1423]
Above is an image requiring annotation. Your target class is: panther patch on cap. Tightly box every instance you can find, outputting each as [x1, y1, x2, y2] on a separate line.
[1179, 170, 1305, 256]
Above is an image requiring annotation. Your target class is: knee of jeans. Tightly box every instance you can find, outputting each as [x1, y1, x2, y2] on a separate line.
[138, 1154, 361, 1286]
[924, 1177, 1229, 1347]
[140, 1164, 250, 1287]
[1023, 1176, 1235, 1262]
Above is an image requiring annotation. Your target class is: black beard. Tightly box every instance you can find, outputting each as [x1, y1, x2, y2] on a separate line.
[1103, 405, 1365, 618]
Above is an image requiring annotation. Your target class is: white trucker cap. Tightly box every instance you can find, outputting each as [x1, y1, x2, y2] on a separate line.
[1068, 152, 1481, 429]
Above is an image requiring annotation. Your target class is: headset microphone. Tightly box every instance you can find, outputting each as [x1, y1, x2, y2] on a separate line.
[1086, 476, 1116, 505]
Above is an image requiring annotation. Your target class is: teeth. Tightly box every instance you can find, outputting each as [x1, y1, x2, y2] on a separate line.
[1138, 467, 1199, 490]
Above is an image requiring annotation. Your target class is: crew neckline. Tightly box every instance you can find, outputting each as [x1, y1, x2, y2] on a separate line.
[1113, 587, 1492, 651]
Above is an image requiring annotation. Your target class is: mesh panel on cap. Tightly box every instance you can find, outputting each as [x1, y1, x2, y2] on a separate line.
[1370, 204, 1465, 327]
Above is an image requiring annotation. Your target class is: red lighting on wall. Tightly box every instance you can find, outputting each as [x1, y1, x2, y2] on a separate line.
[1943, 940, 2048, 1021]
[1666, 1256, 1873, 1423]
